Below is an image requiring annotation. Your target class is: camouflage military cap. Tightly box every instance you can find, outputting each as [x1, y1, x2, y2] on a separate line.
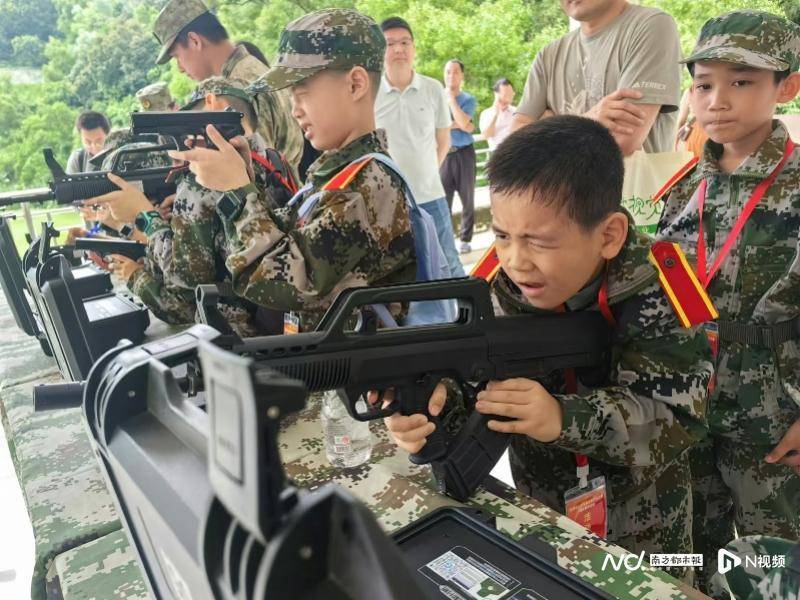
[181, 76, 254, 111]
[682, 10, 800, 72]
[153, 0, 212, 65]
[257, 8, 385, 91]
[136, 82, 174, 111]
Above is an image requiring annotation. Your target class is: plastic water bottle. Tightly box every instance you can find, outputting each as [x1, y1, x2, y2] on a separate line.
[321, 390, 372, 468]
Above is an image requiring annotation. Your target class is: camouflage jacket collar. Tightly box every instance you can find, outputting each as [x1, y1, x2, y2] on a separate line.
[691, 119, 789, 184]
[306, 129, 389, 188]
[221, 44, 249, 79]
[492, 214, 657, 315]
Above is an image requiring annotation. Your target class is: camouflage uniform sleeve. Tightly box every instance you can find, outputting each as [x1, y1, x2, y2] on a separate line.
[556, 283, 712, 466]
[220, 161, 414, 312]
[128, 265, 196, 325]
[147, 178, 221, 290]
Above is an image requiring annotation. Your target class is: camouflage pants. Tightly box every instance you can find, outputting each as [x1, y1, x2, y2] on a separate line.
[691, 437, 800, 596]
[713, 536, 800, 600]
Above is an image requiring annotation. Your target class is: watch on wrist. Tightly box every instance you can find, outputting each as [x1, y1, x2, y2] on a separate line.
[119, 224, 134, 239]
[218, 186, 251, 220]
[134, 210, 161, 234]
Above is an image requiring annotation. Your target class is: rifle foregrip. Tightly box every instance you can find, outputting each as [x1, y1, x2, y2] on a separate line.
[54, 178, 118, 204]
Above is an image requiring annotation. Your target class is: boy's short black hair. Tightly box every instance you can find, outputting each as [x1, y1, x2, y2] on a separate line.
[380, 17, 413, 38]
[75, 111, 110, 133]
[687, 62, 791, 84]
[487, 115, 624, 230]
[493, 77, 512, 92]
[174, 12, 228, 47]
[447, 59, 465, 74]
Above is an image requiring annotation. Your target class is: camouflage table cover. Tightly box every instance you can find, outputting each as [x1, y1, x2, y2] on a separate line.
[0, 296, 178, 600]
[46, 530, 148, 600]
[0, 301, 57, 390]
[0, 376, 122, 600]
[280, 399, 709, 600]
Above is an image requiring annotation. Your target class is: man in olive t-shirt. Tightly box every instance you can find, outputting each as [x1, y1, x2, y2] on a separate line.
[513, 0, 681, 156]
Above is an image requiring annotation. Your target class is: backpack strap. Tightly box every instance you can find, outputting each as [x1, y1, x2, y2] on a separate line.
[250, 149, 298, 194]
[651, 156, 700, 204]
[289, 156, 375, 226]
[648, 241, 718, 328]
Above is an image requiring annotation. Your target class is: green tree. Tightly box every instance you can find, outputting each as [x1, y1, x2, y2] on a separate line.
[0, 0, 59, 61]
[11, 35, 46, 67]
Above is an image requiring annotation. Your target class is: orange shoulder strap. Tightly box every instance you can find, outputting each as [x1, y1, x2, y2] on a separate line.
[648, 241, 718, 328]
[323, 157, 374, 191]
[651, 156, 700, 204]
[471, 244, 501, 282]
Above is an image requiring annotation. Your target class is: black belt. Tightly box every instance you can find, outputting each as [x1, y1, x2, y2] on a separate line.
[448, 145, 472, 154]
[717, 316, 800, 348]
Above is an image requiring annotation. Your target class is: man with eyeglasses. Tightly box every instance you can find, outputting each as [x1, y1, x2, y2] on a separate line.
[375, 16, 465, 277]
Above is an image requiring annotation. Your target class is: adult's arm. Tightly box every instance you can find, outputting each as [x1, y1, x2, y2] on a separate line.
[435, 128, 451, 166]
[480, 107, 498, 139]
[599, 9, 682, 155]
[512, 51, 549, 132]
[585, 92, 661, 156]
[434, 84, 452, 165]
[448, 92, 475, 133]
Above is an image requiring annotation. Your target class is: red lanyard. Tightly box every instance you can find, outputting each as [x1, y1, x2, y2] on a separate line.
[696, 138, 795, 288]
[567, 267, 616, 474]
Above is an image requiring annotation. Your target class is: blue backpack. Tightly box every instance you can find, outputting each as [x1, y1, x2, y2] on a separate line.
[287, 152, 456, 327]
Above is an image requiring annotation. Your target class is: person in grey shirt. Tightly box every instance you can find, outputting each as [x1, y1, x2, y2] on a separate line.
[375, 17, 464, 276]
[512, 0, 682, 156]
[66, 111, 110, 174]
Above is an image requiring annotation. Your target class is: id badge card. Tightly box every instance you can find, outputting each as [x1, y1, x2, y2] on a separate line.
[704, 321, 719, 360]
[703, 321, 719, 394]
[283, 312, 300, 335]
[565, 476, 608, 538]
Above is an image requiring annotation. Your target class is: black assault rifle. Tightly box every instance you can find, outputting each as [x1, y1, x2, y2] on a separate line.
[75, 277, 610, 501]
[0, 147, 177, 208]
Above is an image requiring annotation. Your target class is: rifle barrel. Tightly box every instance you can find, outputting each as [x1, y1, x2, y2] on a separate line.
[0, 187, 54, 207]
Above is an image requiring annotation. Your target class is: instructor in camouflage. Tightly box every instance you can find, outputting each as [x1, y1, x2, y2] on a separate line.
[168, 8, 417, 332]
[153, 0, 304, 174]
[656, 11, 800, 594]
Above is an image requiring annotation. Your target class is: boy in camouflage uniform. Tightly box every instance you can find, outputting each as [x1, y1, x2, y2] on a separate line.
[656, 11, 800, 591]
[89, 78, 281, 330]
[169, 8, 417, 331]
[385, 116, 713, 580]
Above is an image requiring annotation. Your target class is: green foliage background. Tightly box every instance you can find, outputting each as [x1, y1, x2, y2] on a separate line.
[0, 0, 798, 191]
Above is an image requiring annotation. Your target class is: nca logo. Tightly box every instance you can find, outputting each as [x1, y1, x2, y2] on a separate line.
[718, 548, 742, 574]
[601, 551, 646, 572]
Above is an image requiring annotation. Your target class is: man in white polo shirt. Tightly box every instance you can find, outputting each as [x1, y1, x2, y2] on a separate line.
[375, 16, 465, 277]
[479, 78, 516, 150]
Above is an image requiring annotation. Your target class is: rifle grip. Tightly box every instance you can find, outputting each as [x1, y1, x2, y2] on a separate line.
[408, 420, 447, 464]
